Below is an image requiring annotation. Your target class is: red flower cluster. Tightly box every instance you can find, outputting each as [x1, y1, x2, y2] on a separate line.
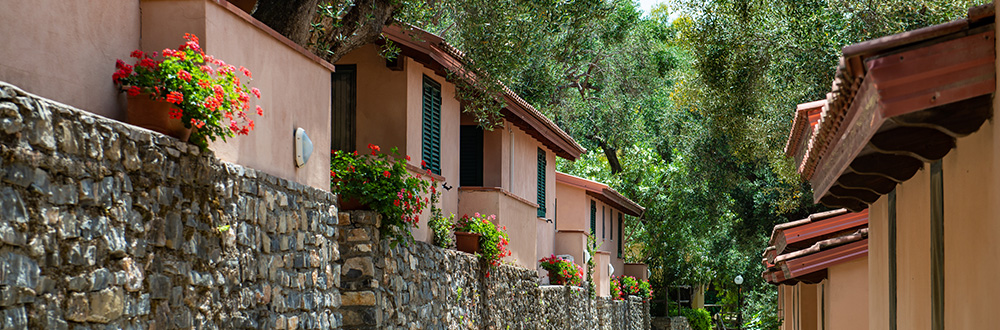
[113, 33, 263, 144]
[166, 91, 183, 104]
[538, 255, 585, 286]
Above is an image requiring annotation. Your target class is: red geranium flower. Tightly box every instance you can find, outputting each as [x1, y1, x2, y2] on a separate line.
[165, 91, 183, 104]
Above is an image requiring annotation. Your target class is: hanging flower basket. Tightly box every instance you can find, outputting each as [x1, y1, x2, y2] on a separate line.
[454, 231, 481, 254]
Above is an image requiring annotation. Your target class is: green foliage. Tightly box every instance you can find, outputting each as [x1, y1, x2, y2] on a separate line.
[429, 213, 455, 249]
[330, 144, 432, 244]
[673, 307, 712, 330]
[454, 213, 510, 266]
[585, 230, 599, 299]
[538, 255, 585, 286]
[428, 190, 455, 249]
[113, 33, 263, 149]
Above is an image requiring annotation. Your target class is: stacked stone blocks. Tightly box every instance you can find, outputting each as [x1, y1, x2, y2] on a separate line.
[0, 82, 342, 329]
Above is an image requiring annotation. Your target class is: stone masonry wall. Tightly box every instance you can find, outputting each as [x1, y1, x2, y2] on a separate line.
[342, 210, 650, 330]
[0, 80, 649, 329]
[0, 82, 342, 329]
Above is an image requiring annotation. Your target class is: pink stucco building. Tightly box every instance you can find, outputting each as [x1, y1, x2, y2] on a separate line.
[549, 172, 645, 297]
[333, 26, 587, 270]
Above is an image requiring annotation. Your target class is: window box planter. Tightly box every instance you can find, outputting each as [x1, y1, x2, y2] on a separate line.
[454, 231, 481, 254]
[127, 94, 193, 141]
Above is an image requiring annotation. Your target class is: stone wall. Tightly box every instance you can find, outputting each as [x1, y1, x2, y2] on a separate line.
[0, 82, 342, 329]
[342, 211, 650, 330]
[0, 80, 650, 329]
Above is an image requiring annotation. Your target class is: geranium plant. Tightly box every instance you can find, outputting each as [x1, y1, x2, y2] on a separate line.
[113, 33, 262, 148]
[331, 144, 432, 243]
[454, 213, 510, 267]
[611, 275, 652, 301]
[428, 190, 455, 248]
[538, 255, 584, 286]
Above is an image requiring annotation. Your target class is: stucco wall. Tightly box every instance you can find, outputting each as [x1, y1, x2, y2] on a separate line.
[0, 1, 141, 121]
[896, 165, 931, 329]
[553, 182, 631, 291]
[798, 284, 818, 330]
[867, 193, 889, 330]
[456, 189, 538, 270]
[406, 61, 461, 242]
[500, 121, 555, 218]
[336, 47, 461, 243]
[556, 182, 588, 231]
[336, 45, 407, 158]
[141, 0, 334, 191]
[554, 231, 588, 273]
[595, 252, 611, 297]
[827, 257, 868, 330]
[537, 217, 556, 281]
[941, 92, 999, 329]
[779, 284, 792, 330]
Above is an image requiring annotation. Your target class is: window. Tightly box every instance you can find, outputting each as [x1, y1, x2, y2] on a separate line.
[421, 75, 441, 174]
[331, 65, 356, 152]
[459, 125, 483, 186]
[617, 213, 623, 258]
[537, 148, 546, 217]
[590, 200, 596, 236]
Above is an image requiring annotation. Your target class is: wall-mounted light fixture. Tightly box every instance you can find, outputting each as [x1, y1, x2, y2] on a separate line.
[294, 127, 313, 167]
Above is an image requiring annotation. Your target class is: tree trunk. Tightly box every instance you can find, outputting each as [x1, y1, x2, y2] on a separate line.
[596, 138, 623, 175]
[252, 0, 401, 63]
[252, 0, 320, 46]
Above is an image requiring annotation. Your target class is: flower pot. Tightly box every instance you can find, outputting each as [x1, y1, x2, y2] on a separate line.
[337, 195, 371, 211]
[126, 94, 192, 141]
[454, 231, 481, 254]
[547, 270, 568, 285]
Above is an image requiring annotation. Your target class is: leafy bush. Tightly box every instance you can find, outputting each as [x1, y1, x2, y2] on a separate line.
[744, 310, 782, 330]
[455, 213, 510, 266]
[331, 144, 432, 243]
[538, 255, 584, 286]
[680, 307, 713, 330]
[428, 191, 455, 248]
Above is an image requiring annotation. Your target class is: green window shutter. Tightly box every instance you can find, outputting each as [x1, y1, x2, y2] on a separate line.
[617, 213, 623, 258]
[590, 201, 596, 236]
[537, 148, 546, 217]
[421, 76, 442, 175]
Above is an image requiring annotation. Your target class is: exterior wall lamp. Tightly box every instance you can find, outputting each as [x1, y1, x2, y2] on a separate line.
[294, 127, 313, 167]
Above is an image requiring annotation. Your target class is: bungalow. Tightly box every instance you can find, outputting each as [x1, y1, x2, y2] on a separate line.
[332, 26, 586, 269]
[784, 3, 997, 329]
[548, 172, 645, 297]
[762, 209, 869, 330]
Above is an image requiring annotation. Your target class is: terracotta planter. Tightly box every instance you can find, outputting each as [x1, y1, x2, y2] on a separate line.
[454, 231, 481, 254]
[337, 195, 371, 211]
[126, 94, 192, 141]
[547, 270, 569, 285]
